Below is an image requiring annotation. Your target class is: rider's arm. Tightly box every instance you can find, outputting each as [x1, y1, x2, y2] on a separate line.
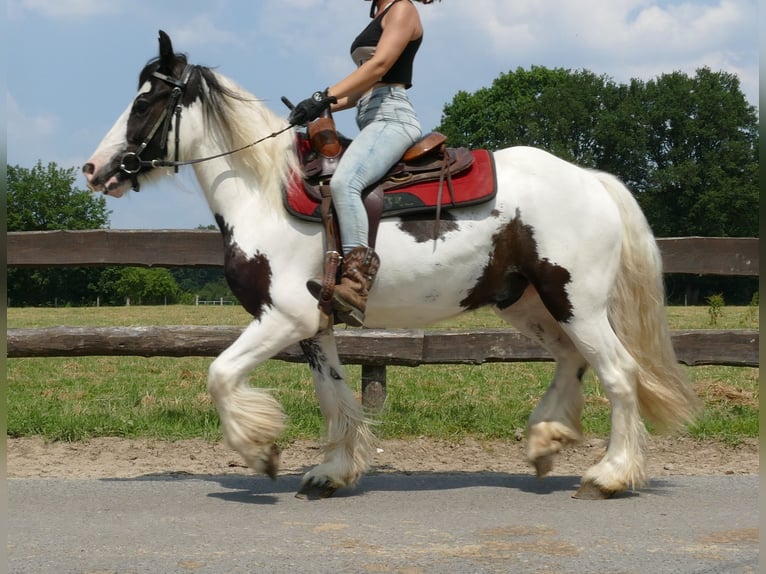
[327, 2, 421, 109]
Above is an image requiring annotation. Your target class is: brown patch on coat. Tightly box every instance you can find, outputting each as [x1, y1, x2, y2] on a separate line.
[461, 209, 574, 322]
[397, 212, 460, 243]
[216, 214, 273, 320]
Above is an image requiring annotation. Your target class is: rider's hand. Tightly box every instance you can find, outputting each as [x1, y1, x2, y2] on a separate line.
[288, 89, 337, 125]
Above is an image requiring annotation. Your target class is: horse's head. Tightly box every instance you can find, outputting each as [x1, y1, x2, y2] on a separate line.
[83, 30, 200, 196]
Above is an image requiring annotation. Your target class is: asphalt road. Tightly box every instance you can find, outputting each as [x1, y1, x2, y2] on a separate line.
[8, 472, 759, 574]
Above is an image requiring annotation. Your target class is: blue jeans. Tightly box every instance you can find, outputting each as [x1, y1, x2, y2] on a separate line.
[331, 86, 422, 253]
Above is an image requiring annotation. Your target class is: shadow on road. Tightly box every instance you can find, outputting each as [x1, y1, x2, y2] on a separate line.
[103, 470, 672, 504]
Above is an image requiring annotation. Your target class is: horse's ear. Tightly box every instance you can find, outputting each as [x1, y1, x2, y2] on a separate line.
[158, 30, 175, 74]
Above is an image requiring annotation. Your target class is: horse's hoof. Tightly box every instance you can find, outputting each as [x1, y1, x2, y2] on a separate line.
[264, 444, 281, 480]
[295, 479, 338, 500]
[532, 455, 554, 478]
[572, 480, 616, 500]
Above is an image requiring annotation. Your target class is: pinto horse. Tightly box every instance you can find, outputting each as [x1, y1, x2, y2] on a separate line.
[83, 31, 698, 499]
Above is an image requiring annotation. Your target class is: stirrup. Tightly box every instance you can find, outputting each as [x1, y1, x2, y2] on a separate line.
[306, 277, 323, 300]
[333, 295, 365, 327]
[306, 278, 365, 327]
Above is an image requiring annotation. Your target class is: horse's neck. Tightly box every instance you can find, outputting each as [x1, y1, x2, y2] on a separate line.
[178, 89, 297, 234]
[185, 129, 286, 226]
[192, 158, 280, 229]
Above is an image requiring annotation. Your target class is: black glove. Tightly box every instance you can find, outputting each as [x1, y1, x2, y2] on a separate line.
[288, 89, 337, 125]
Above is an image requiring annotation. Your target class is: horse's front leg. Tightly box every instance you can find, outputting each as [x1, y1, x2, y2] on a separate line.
[296, 329, 376, 499]
[207, 312, 313, 478]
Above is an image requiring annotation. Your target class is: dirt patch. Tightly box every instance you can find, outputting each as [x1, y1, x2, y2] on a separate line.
[7, 435, 758, 479]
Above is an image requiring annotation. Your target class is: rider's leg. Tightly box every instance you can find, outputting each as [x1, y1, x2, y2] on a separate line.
[309, 86, 421, 326]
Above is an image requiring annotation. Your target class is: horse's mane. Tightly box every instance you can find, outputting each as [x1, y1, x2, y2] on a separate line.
[143, 56, 296, 207]
[198, 68, 297, 199]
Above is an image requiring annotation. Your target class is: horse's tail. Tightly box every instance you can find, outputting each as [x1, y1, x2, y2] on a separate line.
[594, 171, 701, 428]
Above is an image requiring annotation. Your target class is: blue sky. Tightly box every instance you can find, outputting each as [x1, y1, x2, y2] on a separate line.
[7, 0, 759, 230]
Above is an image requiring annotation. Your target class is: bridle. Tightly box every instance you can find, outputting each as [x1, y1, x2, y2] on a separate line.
[119, 65, 193, 177]
[119, 65, 293, 184]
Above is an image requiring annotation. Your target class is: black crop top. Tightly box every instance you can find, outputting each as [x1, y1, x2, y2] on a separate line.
[349, 0, 423, 88]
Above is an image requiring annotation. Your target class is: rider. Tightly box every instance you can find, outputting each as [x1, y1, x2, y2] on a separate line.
[288, 0, 441, 327]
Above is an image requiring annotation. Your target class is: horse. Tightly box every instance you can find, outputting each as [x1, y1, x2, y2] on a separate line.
[83, 30, 699, 500]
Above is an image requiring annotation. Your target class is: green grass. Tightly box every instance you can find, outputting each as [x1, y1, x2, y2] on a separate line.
[7, 305, 759, 445]
[10, 302, 758, 330]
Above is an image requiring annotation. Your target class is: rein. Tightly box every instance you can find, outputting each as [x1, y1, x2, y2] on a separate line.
[120, 65, 293, 179]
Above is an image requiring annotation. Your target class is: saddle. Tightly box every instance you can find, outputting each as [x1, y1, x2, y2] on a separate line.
[286, 114, 497, 328]
[286, 115, 496, 247]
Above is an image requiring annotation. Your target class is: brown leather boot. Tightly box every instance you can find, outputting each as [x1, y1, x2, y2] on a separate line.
[331, 246, 380, 327]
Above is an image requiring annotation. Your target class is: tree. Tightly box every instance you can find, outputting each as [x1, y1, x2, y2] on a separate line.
[438, 66, 758, 238]
[638, 68, 759, 237]
[7, 162, 110, 231]
[7, 162, 112, 306]
[439, 66, 613, 162]
[97, 267, 181, 305]
[168, 225, 234, 302]
[437, 66, 759, 303]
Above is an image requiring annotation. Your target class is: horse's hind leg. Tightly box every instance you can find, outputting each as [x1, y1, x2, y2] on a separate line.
[495, 292, 588, 477]
[297, 329, 375, 499]
[526, 360, 588, 478]
[562, 315, 648, 498]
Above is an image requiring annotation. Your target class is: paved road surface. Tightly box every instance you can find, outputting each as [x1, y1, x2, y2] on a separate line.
[8, 472, 759, 573]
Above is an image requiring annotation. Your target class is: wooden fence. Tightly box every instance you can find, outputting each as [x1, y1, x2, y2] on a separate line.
[7, 231, 758, 275]
[7, 231, 759, 406]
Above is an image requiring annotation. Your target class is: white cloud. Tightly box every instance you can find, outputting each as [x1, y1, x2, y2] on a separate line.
[7, 91, 58, 151]
[609, 0, 749, 53]
[421, 0, 757, 104]
[11, 0, 123, 19]
[437, 0, 753, 56]
[169, 15, 243, 50]
[281, 0, 323, 7]
[7, 91, 83, 169]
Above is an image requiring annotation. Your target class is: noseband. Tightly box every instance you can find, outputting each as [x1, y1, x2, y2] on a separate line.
[119, 65, 293, 187]
[120, 66, 193, 177]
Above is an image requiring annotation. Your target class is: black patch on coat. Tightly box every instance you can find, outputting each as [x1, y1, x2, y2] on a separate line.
[299, 338, 325, 376]
[216, 214, 273, 320]
[461, 209, 574, 322]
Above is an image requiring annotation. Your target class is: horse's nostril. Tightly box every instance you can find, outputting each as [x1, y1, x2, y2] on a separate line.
[82, 163, 95, 175]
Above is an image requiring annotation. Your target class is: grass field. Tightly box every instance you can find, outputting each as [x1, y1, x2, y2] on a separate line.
[7, 305, 759, 445]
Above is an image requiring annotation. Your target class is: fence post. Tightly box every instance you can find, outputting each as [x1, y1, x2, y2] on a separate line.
[361, 364, 387, 410]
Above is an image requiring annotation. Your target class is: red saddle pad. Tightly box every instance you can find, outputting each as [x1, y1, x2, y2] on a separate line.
[284, 149, 496, 222]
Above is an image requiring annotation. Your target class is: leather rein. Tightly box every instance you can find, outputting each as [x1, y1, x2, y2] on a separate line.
[119, 65, 293, 184]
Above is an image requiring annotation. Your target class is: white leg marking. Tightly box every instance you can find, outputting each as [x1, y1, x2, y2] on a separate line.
[299, 330, 376, 493]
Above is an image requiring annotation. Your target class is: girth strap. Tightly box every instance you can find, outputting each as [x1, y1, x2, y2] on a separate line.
[434, 142, 454, 239]
[317, 182, 341, 327]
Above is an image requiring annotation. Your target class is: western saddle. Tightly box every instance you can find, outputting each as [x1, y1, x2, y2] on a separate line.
[297, 114, 473, 326]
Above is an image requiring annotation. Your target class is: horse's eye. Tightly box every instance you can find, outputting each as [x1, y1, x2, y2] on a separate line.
[132, 98, 151, 115]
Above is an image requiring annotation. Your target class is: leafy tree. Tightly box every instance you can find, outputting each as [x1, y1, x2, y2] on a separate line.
[195, 277, 235, 302]
[438, 66, 758, 238]
[438, 66, 759, 303]
[168, 225, 234, 301]
[97, 267, 181, 305]
[638, 68, 759, 237]
[7, 162, 112, 306]
[439, 66, 613, 161]
[8, 162, 110, 231]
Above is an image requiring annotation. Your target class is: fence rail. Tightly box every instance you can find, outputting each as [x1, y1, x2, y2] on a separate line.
[6, 326, 759, 367]
[7, 231, 760, 276]
[7, 231, 760, 406]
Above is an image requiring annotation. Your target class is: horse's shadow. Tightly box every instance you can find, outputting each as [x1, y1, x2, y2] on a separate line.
[104, 468, 664, 505]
